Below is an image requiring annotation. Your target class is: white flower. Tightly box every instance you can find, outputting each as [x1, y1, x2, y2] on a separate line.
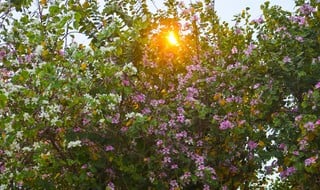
[123, 62, 137, 75]
[39, 107, 50, 119]
[34, 45, 43, 56]
[108, 93, 122, 104]
[16, 131, 23, 139]
[23, 113, 30, 121]
[4, 122, 13, 133]
[10, 141, 20, 151]
[33, 142, 41, 149]
[5, 150, 12, 156]
[125, 112, 143, 120]
[22, 146, 32, 152]
[0, 184, 7, 190]
[67, 140, 82, 148]
[50, 116, 60, 126]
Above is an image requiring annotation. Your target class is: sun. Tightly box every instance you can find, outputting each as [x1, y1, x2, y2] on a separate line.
[166, 31, 179, 46]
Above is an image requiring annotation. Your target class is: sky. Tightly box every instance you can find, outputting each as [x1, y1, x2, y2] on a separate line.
[148, 0, 296, 23]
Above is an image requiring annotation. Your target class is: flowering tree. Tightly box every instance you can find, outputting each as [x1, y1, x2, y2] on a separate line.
[0, 0, 319, 189]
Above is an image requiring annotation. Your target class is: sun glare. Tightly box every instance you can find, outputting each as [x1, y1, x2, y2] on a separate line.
[166, 31, 179, 46]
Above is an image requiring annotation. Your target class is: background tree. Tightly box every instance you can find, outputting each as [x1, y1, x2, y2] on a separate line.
[0, 0, 319, 189]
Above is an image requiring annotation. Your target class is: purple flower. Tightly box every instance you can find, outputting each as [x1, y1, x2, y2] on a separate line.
[244, 43, 256, 56]
[290, 16, 306, 26]
[231, 46, 238, 54]
[180, 171, 191, 181]
[105, 145, 114, 152]
[299, 3, 316, 15]
[295, 115, 302, 122]
[0, 49, 6, 60]
[161, 147, 170, 155]
[176, 114, 185, 123]
[299, 139, 308, 150]
[0, 162, 5, 173]
[279, 143, 287, 150]
[295, 36, 304, 42]
[304, 122, 315, 132]
[107, 182, 115, 190]
[305, 156, 317, 166]
[203, 184, 210, 190]
[111, 113, 120, 124]
[132, 93, 145, 103]
[163, 156, 171, 163]
[283, 56, 291, 63]
[248, 140, 258, 150]
[292, 150, 300, 156]
[252, 16, 264, 24]
[229, 165, 238, 173]
[171, 164, 178, 169]
[219, 120, 234, 130]
[169, 180, 178, 189]
[195, 156, 204, 166]
[315, 82, 320, 89]
[280, 166, 296, 179]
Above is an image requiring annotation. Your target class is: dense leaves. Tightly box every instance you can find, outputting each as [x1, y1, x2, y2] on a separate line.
[0, 0, 320, 189]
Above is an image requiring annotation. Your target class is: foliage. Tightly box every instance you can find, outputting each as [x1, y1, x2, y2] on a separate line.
[0, 0, 320, 189]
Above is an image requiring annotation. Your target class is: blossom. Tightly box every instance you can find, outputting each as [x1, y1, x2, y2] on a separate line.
[105, 145, 114, 152]
[203, 184, 210, 190]
[244, 43, 256, 56]
[299, 3, 316, 15]
[252, 16, 264, 24]
[315, 82, 320, 89]
[231, 46, 238, 54]
[304, 122, 315, 132]
[107, 182, 115, 190]
[280, 166, 296, 179]
[34, 45, 43, 56]
[305, 156, 317, 166]
[299, 139, 308, 150]
[283, 56, 291, 63]
[169, 180, 179, 189]
[67, 140, 82, 148]
[132, 93, 145, 103]
[219, 120, 234, 130]
[290, 16, 306, 26]
[295, 36, 304, 42]
[248, 140, 258, 150]
[163, 156, 171, 163]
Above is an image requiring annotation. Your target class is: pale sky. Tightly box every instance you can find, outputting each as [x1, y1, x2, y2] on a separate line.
[148, 0, 296, 23]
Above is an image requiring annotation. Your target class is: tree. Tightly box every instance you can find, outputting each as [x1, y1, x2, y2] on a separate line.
[0, 0, 319, 189]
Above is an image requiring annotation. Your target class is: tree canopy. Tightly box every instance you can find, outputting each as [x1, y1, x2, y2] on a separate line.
[0, 0, 320, 189]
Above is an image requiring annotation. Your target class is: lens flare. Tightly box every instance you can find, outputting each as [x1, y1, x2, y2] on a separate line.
[166, 31, 179, 46]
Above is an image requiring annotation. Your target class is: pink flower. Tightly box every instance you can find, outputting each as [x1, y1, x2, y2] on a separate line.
[163, 156, 171, 163]
[304, 122, 315, 132]
[169, 180, 178, 189]
[105, 145, 114, 151]
[295, 36, 304, 42]
[203, 184, 210, 190]
[132, 93, 145, 103]
[299, 3, 316, 15]
[244, 43, 256, 56]
[299, 139, 308, 150]
[231, 46, 238, 54]
[305, 156, 317, 166]
[107, 182, 115, 190]
[315, 82, 320, 89]
[248, 140, 258, 150]
[219, 120, 234, 130]
[252, 16, 264, 24]
[283, 56, 291, 63]
[292, 151, 299, 156]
